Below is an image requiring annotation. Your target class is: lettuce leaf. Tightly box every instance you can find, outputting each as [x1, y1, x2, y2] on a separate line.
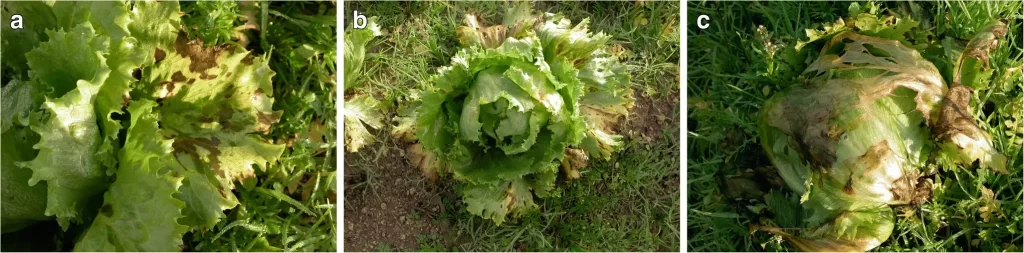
[1, 78, 48, 234]
[344, 94, 384, 152]
[74, 100, 188, 251]
[19, 23, 112, 229]
[342, 17, 383, 152]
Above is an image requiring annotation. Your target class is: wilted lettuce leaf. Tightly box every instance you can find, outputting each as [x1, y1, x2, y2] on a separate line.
[74, 100, 187, 251]
[139, 33, 283, 207]
[934, 20, 1009, 173]
[578, 50, 633, 160]
[343, 17, 383, 153]
[344, 94, 384, 152]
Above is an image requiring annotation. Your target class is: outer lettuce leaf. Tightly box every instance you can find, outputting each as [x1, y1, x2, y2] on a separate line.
[342, 17, 383, 152]
[463, 179, 538, 226]
[134, 24, 284, 229]
[578, 49, 632, 160]
[172, 159, 238, 229]
[144, 43, 279, 136]
[343, 16, 380, 92]
[536, 13, 611, 64]
[0, 118, 48, 233]
[19, 23, 112, 229]
[74, 100, 187, 251]
[141, 41, 284, 189]
[1, 80, 37, 133]
[138, 25, 283, 228]
[344, 94, 384, 152]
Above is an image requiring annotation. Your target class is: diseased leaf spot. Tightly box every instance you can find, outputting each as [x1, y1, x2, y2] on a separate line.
[857, 140, 891, 173]
[171, 71, 186, 83]
[172, 31, 226, 79]
[843, 177, 855, 195]
[154, 48, 167, 64]
[100, 205, 113, 217]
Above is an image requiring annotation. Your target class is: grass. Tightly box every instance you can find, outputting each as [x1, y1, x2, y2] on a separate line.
[345, 0, 679, 251]
[687, 1, 1022, 251]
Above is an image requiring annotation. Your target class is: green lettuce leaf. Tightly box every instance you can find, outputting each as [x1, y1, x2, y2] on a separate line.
[172, 157, 238, 229]
[0, 1, 58, 77]
[127, 0, 181, 54]
[1, 123, 48, 234]
[463, 179, 538, 226]
[74, 99, 187, 251]
[19, 23, 112, 229]
[25, 22, 108, 98]
[1, 80, 37, 133]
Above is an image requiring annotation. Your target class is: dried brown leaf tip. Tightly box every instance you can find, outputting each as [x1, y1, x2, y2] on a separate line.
[561, 148, 588, 180]
[934, 19, 1008, 174]
[456, 13, 508, 49]
[959, 19, 1008, 71]
[407, 143, 441, 181]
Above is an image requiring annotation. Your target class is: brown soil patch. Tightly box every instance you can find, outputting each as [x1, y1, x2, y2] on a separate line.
[343, 141, 448, 252]
[625, 89, 680, 143]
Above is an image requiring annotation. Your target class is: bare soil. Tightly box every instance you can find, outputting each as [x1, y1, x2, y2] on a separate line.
[343, 141, 448, 252]
[626, 90, 679, 143]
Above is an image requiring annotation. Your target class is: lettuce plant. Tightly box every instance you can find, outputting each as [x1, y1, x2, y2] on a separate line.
[404, 7, 634, 225]
[1, 1, 282, 250]
[754, 8, 1008, 251]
